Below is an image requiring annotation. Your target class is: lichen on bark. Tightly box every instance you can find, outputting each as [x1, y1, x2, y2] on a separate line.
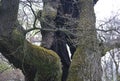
[0, 28, 62, 81]
[67, 0, 102, 81]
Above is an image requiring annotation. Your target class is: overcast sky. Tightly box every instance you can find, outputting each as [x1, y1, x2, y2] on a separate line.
[94, 0, 120, 20]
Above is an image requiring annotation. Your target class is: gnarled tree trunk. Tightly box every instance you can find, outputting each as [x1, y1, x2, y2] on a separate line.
[0, 0, 62, 81]
[67, 0, 102, 81]
[0, 0, 102, 81]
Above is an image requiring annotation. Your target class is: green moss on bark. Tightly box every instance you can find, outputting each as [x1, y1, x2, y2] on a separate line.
[67, 46, 86, 81]
[0, 28, 62, 81]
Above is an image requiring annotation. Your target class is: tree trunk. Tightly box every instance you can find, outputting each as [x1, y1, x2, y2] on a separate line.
[0, 0, 62, 81]
[67, 0, 102, 81]
[39, 0, 79, 81]
[0, 0, 102, 81]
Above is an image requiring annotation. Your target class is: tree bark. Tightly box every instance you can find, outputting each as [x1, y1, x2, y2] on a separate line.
[39, 0, 76, 81]
[0, 0, 102, 81]
[0, 0, 62, 81]
[67, 0, 102, 81]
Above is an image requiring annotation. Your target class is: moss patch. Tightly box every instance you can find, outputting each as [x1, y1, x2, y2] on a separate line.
[11, 29, 62, 81]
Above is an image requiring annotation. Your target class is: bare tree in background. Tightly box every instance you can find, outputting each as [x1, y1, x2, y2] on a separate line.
[97, 13, 120, 81]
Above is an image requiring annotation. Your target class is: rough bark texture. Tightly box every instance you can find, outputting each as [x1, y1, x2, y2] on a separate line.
[40, 0, 100, 81]
[40, 0, 59, 48]
[0, 0, 62, 81]
[39, 0, 77, 81]
[0, 0, 102, 81]
[67, 0, 102, 81]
